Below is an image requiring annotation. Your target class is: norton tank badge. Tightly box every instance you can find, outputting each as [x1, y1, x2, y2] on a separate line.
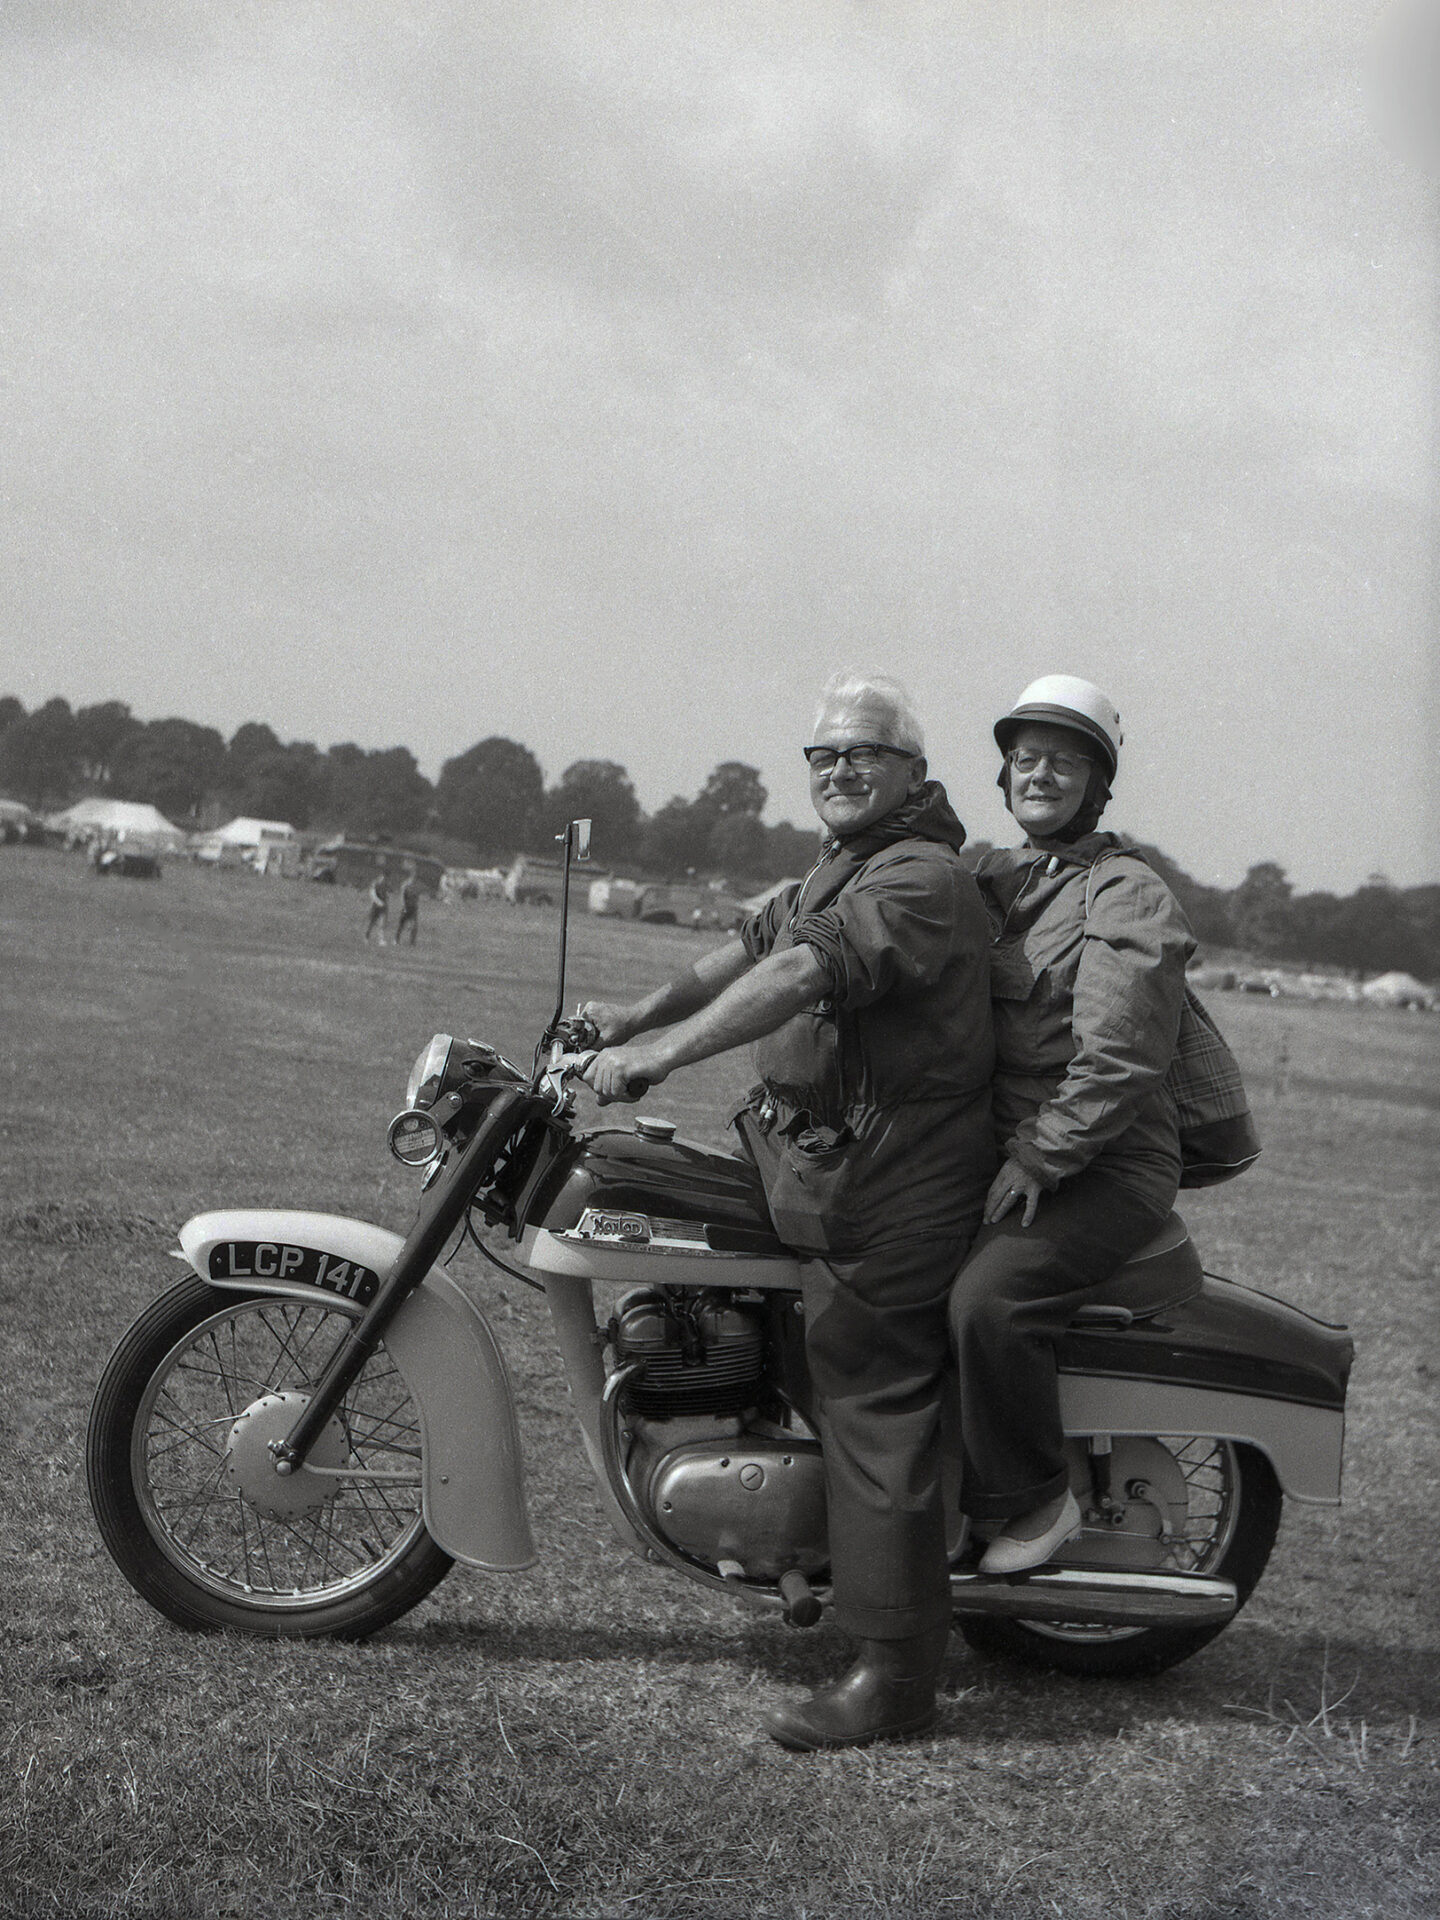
[387, 1108, 443, 1166]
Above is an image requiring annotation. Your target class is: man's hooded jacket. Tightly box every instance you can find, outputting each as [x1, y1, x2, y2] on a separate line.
[737, 781, 995, 1256]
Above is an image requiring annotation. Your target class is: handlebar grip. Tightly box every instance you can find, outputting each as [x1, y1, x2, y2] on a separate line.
[626, 1077, 651, 1098]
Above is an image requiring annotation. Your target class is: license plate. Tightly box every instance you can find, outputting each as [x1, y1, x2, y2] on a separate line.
[206, 1241, 381, 1306]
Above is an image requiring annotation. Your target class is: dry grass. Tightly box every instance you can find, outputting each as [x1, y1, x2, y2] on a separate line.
[1, 846, 1436, 1919]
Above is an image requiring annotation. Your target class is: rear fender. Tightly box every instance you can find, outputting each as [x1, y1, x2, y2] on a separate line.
[177, 1209, 535, 1569]
[1059, 1375, 1344, 1504]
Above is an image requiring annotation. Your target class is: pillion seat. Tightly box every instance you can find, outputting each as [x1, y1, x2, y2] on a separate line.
[1068, 1213, 1203, 1328]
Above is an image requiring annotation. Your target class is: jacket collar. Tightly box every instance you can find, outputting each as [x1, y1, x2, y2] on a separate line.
[986, 830, 1123, 877]
[826, 779, 968, 861]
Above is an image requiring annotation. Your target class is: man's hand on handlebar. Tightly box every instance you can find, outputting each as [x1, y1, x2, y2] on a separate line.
[583, 1043, 669, 1105]
[577, 1000, 640, 1048]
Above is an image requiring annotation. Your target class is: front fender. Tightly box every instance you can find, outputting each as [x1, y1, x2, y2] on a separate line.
[177, 1209, 535, 1570]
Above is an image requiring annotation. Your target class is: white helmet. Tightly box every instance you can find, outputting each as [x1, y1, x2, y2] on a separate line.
[994, 675, 1123, 782]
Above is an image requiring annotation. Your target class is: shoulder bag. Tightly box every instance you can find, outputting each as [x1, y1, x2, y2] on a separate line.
[1086, 851, 1261, 1187]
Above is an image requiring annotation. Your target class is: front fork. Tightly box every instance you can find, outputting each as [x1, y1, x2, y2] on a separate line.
[271, 1087, 534, 1472]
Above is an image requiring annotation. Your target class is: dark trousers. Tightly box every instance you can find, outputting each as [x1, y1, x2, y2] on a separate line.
[803, 1225, 980, 1641]
[948, 1170, 1170, 1521]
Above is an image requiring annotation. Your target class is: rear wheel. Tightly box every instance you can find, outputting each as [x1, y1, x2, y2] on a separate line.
[956, 1438, 1281, 1677]
[87, 1276, 452, 1638]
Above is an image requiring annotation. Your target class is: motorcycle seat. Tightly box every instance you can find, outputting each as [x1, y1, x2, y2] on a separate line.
[1068, 1212, 1204, 1328]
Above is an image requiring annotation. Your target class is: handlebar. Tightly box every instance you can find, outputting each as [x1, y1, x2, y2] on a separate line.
[542, 1017, 650, 1104]
[542, 1048, 650, 1106]
[547, 1013, 601, 1053]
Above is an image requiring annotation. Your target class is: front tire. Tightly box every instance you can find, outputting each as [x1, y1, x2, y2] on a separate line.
[957, 1439, 1281, 1678]
[87, 1276, 453, 1638]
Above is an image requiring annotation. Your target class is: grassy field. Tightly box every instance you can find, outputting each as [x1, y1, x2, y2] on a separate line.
[1, 845, 1436, 1920]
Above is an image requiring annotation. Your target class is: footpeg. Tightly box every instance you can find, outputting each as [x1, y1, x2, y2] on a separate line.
[779, 1568, 822, 1628]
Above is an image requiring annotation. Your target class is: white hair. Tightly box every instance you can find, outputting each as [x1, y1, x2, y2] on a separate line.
[812, 671, 926, 756]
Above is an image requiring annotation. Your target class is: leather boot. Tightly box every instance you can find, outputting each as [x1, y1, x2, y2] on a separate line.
[763, 1625, 951, 1751]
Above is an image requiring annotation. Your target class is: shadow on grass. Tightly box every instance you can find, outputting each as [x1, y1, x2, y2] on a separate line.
[382, 1613, 1440, 1729]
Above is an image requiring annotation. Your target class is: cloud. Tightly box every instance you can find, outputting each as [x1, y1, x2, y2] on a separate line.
[0, 1, 1432, 887]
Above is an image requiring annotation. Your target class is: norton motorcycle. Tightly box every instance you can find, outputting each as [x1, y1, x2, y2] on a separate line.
[87, 822, 1352, 1678]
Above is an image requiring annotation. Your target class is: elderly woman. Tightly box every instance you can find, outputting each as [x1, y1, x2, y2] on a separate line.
[950, 676, 1195, 1573]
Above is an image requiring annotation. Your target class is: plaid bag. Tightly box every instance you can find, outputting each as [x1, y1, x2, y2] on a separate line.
[1166, 986, 1262, 1187]
[1087, 851, 1261, 1188]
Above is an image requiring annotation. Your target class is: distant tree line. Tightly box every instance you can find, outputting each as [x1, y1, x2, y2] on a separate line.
[3, 693, 1434, 977]
[0, 694, 820, 887]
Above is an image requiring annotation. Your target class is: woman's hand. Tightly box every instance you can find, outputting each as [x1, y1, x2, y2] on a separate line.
[578, 1000, 639, 1047]
[984, 1157, 1044, 1228]
[583, 1043, 671, 1105]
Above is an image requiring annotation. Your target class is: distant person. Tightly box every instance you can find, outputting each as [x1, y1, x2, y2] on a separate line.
[364, 867, 390, 944]
[948, 678, 1194, 1574]
[396, 865, 421, 945]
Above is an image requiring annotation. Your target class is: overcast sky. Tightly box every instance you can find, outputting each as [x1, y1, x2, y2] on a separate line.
[2, 1, 1435, 891]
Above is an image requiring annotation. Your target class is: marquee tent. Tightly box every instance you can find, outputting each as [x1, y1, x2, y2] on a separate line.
[1361, 970, 1434, 1010]
[207, 816, 297, 847]
[192, 816, 301, 874]
[47, 798, 187, 852]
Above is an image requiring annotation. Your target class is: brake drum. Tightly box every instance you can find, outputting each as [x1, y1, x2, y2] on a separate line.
[1062, 1436, 1193, 1571]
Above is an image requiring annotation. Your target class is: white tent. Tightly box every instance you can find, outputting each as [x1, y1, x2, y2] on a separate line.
[192, 817, 301, 874]
[208, 816, 297, 846]
[1361, 970, 1435, 1010]
[47, 798, 187, 851]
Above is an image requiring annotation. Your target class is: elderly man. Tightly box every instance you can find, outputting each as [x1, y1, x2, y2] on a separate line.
[584, 671, 995, 1749]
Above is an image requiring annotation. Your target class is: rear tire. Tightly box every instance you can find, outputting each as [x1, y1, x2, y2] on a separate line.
[87, 1276, 453, 1638]
[956, 1441, 1281, 1677]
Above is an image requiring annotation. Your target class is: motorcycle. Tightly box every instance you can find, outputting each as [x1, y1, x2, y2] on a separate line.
[87, 822, 1353, 1679]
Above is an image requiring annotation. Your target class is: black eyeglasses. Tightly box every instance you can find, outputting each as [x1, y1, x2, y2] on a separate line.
[803, 742, 917, 775]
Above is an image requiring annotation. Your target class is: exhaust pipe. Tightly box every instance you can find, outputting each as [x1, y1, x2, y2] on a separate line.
[949, 1566, 1237, 1628]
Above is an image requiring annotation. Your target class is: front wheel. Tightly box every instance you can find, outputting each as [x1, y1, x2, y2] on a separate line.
[87, 1276, 453, 1638]
[956, 1439, 1281, 1678]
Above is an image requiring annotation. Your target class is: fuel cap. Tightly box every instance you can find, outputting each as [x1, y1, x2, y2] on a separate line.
[633, 1116, 677, 1142]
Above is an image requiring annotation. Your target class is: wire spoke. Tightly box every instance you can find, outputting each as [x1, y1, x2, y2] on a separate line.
[137, 1297, 425, 1602]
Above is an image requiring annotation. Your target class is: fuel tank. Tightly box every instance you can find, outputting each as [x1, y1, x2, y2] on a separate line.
[520, 1125, 802, 1289]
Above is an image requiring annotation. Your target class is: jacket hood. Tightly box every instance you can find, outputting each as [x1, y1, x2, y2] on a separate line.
[830, 778, 968, 857]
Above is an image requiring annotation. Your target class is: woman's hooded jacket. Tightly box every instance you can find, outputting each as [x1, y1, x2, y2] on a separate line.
[976, 831, 1195, 1210]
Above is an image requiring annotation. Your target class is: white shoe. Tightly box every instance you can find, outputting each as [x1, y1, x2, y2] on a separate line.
[979, 1490, 1082, 1575]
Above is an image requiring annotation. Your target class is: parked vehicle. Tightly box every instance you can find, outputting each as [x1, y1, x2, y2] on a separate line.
[505, 854, 613, 906]
[93, 846, 162, 880]
[310, 841, 444, 894]
[87, 825, 1352, 1678]
[636, 882, 747, 930]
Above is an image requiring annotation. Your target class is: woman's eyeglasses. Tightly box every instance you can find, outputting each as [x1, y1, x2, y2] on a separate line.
[1007, 748, 1092, 779]
[804, 743, 916, 775]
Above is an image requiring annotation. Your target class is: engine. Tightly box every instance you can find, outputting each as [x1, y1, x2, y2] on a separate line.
[607, 1287, 829, 1583]
[610, 1288, 765, 1416]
